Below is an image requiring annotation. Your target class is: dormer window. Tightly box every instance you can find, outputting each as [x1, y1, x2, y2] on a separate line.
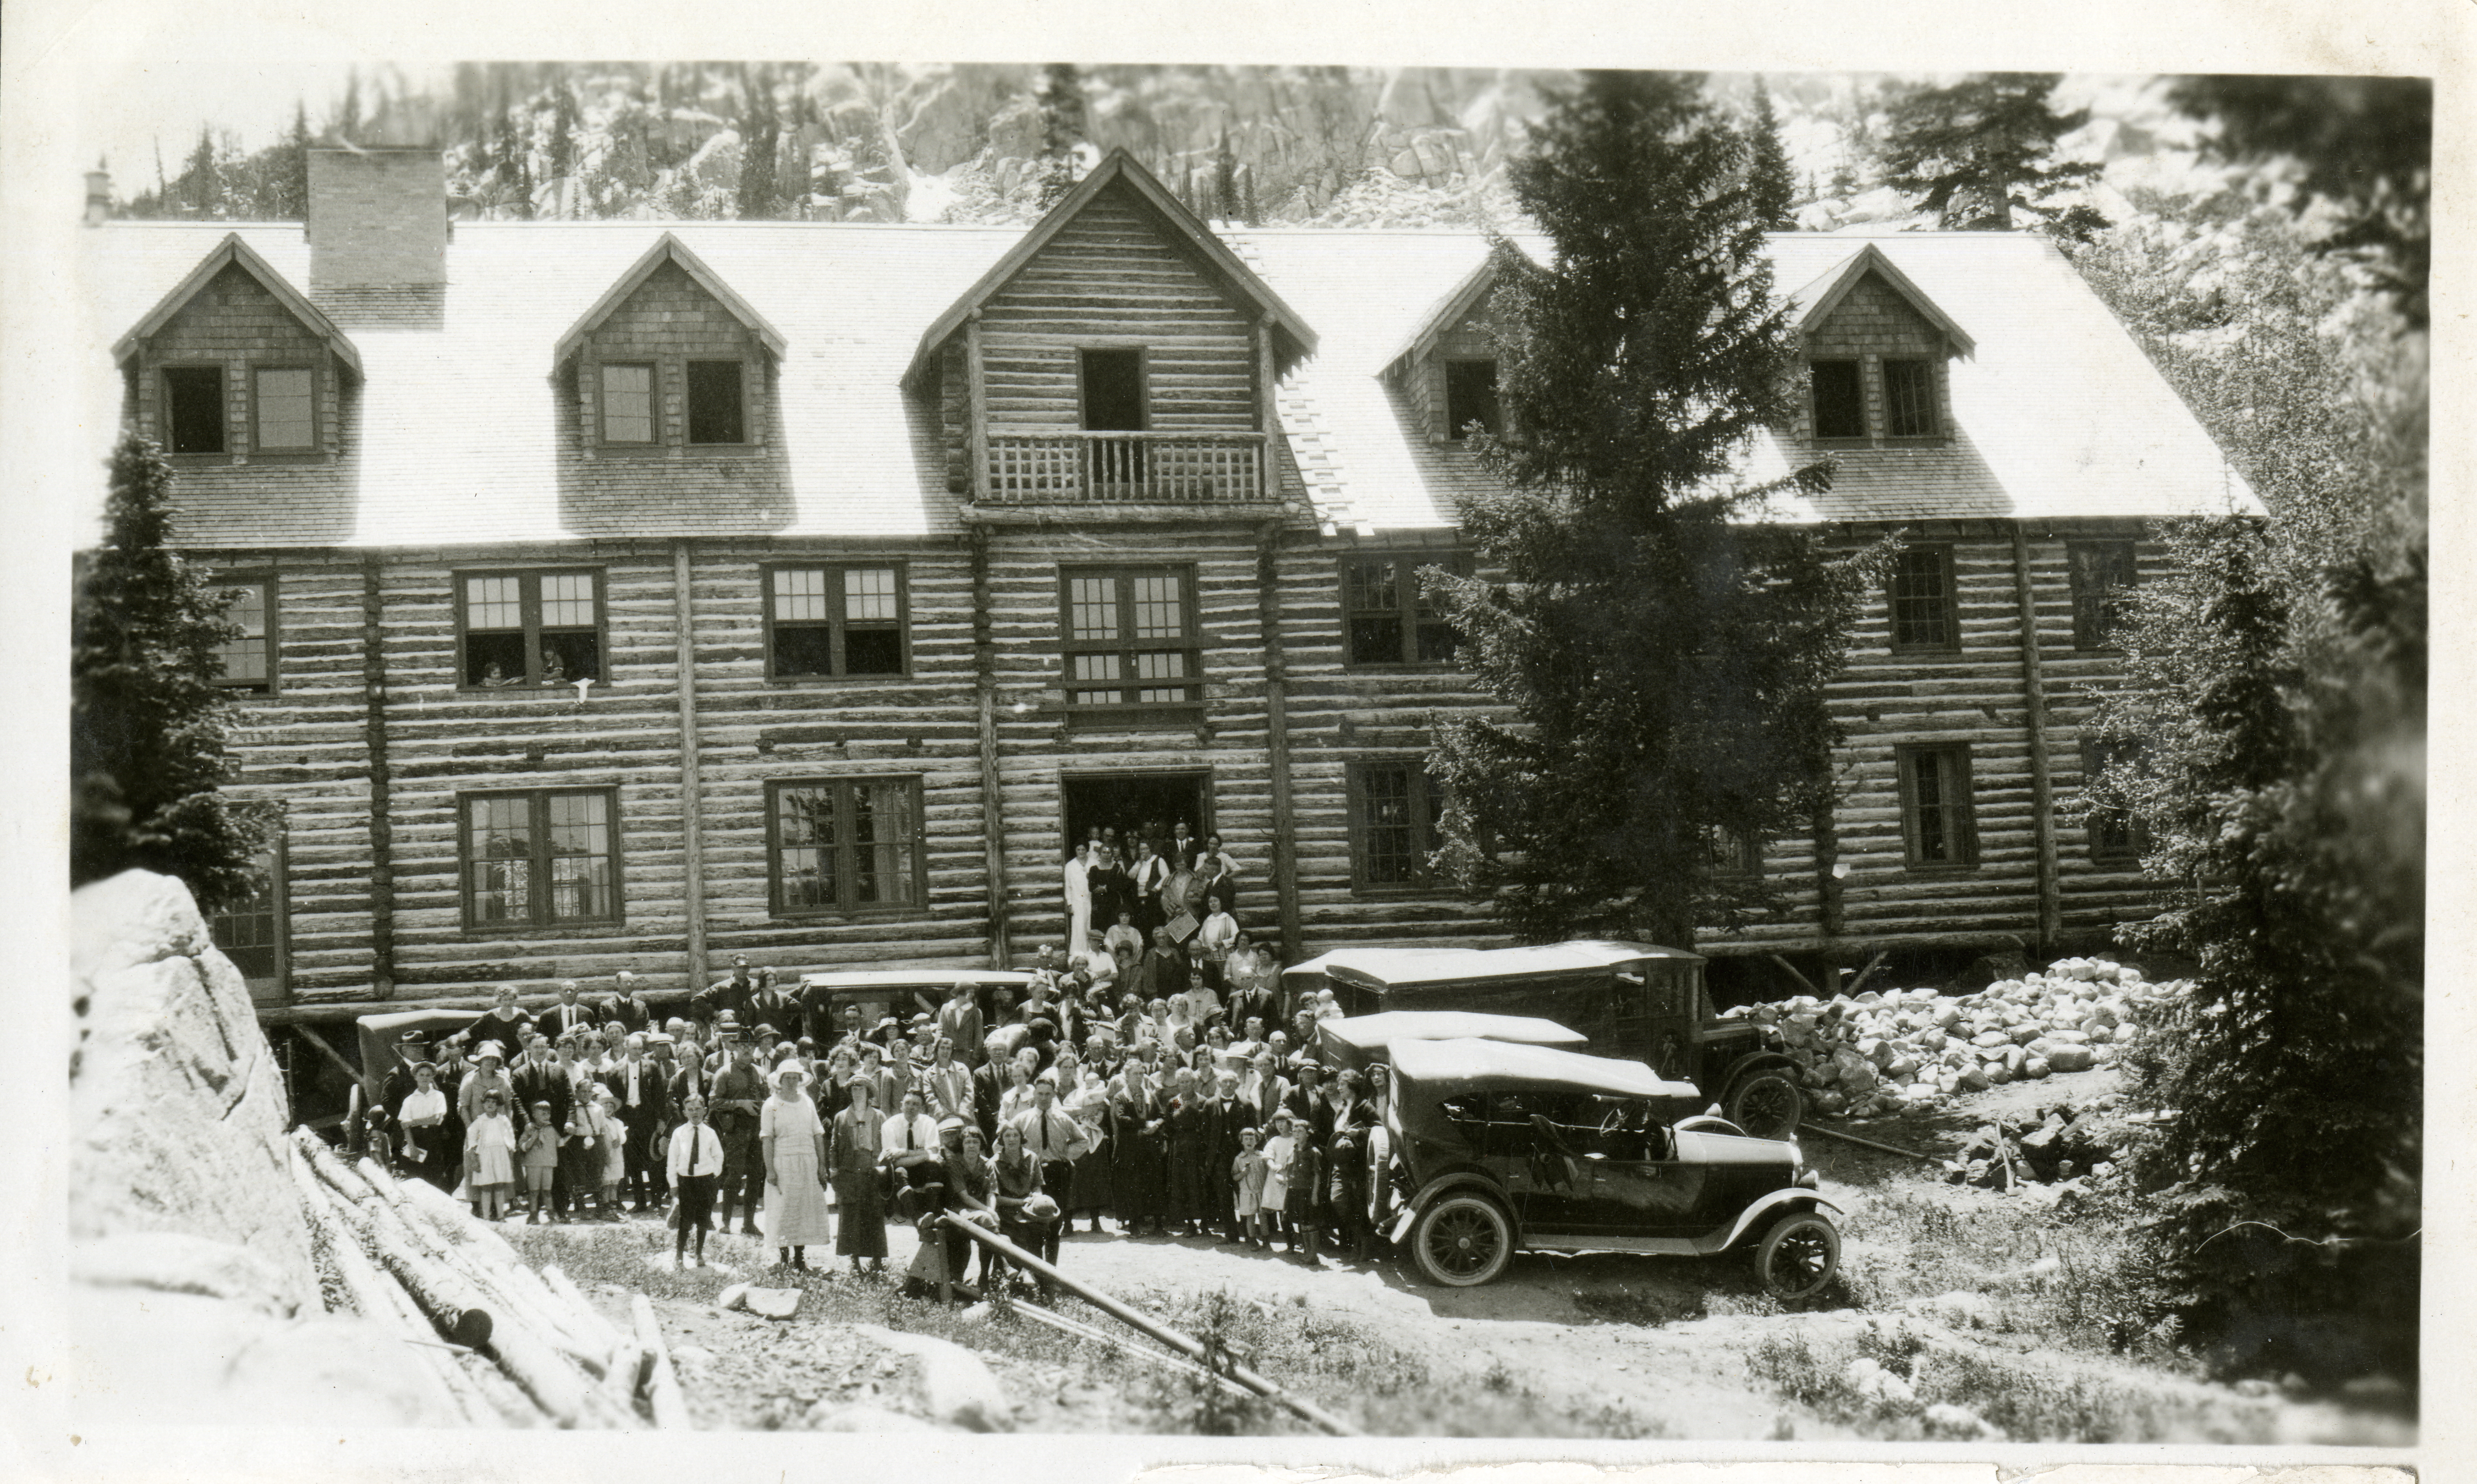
[1884, 359, 1939, 438]
[686, 360, 746, 444]
[253, 366, 317, 451]
[600, 364, 656, 444]
[1445, 358, 1500, 440]
[1810, 360, 1865, 440]
[163, 366, 226, 454]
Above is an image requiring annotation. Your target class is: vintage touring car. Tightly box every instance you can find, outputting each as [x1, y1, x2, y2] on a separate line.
[1385, 1037, 1842, 1298]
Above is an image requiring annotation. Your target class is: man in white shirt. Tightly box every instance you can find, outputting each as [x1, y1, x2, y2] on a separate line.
[881, 1088, 942, 1161]
[1009, 1079, 1087, 1266]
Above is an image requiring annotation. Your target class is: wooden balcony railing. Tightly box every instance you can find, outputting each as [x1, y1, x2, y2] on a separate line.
[980, 431, 1271, 505]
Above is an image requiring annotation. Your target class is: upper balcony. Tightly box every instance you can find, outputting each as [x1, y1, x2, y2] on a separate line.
[971, 430, 1276, 518]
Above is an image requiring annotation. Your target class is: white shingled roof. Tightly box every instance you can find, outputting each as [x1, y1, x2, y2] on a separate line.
[77, 216, 2256, 550]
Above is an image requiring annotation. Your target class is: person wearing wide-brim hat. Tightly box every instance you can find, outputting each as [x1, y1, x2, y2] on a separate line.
[761, 1061, 831, 1270]
[458, 1041, 517, 1136]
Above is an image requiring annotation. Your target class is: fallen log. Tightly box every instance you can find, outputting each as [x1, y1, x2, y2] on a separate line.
[392, 1194, 607, 1368]
[541, 1265, 632, 1357]
[936, 1215, 1358, 1437]
[1799, 1123, 1939, 1162]
[631, 1295, 692, 1431]
[1004, 1297, 1257, 1404]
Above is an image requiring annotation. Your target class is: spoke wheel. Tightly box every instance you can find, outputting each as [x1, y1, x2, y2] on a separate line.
[1410, 1193, 1514, 1288]
[1753, 1211, 1840, 1301]
[1726, 1071, 1805, 1142]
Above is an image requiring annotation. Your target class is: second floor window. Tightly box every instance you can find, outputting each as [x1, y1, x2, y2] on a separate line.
[463, 788, 621, 929]
[1343, 555, 1462, 666]
[460, 569, 603, 688]
[1810, 359, 1865, 440]
[1882, 359, 1938, 438]
[1888, 543, 1958, 651]
[2068, 540, 2139, 650]
[767, 564, 906, 678]
[600, 363, 655, 444]
[1061, 566, 1201, 721]
[164, 365, 225, 454]
[212, 577, 274, 694]
[1444, 358, 1501, 439]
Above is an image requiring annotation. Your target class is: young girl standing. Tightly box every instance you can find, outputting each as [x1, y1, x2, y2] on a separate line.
[1231, 1123, 1269, 1249]
[1259, 1109, 1296, 1252]
[519, 1100, 564, 1223]
[466, 1092, 516, 1220]
[595, 1089, 628, 1221]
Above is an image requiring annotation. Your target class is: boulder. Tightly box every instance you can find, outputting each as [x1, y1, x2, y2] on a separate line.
[1841, 1357, 1918, 1413]
[717, 1283, 752, 1312]
[1915, 1290, 1999, 1330]
[1923, 1401, 2004, 1440]
[2045, 1045, 2096, 1073]
[744, 1286, 803, 1320]
[852, 1325, 1014, 1432]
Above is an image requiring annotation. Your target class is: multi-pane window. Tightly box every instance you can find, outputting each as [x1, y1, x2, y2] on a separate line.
[1896, 746, 1979, 868]
[207, 828, 285, 997]
[1882, 359, 1938, 438]
[685, 360, 746, 444]
[164, 366, 225, 454]
[211, 577, 275, 693]
[463, 789, 621, 928]
[766, 565, 905, 678]
[1810, 359, 1865, 439]
[1350, 762, 1444, 889]
[600, 362, 655, 443]
[253, 367, 316, 450]
[2067, 540, 2139, 650]
[1060, 567, 1202, 719]
[2082, 738, 2149, 862]
[1887, 544, 1958, 651]
[769, 778, 925, 915]
[459, 569, 603, 688]
[1709, 827, 1763, 878]
[1444, 359, 1501, 440]
[1342, 555, 1463, 666]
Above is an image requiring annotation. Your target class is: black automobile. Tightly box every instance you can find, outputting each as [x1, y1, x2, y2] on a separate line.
[1383, 1037, 1842, 1298]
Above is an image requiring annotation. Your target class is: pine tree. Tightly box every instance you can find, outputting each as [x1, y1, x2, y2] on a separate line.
[1875, 73, 2105, 235]
[1426, 71, 1877, 949]
[735, 64, 781, 220]
[1035, 63, 1087, 208]
[547, 79, 581, 217]
[1213, 128, 1240, 222]
[180, 125, 220, 217]
[277, 101, 311, 220]
[72, 434, 265, 910]
[1747, 77, 1797, 230]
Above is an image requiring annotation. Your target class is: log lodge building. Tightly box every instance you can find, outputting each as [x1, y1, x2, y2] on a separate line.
[80, 146, 2253, 1031]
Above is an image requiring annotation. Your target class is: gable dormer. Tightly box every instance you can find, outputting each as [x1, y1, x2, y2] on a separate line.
[1382, 251, 1512, 446]
[1790, 243, 1972, 447]
[556, 234, 787, 457]
[907, 150, 1316, 513]
[113, 235, 360, 464]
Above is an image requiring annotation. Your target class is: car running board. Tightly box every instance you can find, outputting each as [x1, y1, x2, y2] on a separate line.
[1523, 1232, 1712, 1257]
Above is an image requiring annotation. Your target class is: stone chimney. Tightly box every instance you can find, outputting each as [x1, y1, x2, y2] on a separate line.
[85, 165, 111, 226]
[306, 147, 447, 293]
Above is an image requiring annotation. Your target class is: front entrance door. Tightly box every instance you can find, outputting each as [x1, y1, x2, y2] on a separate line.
[1060, 770, 1211, 860]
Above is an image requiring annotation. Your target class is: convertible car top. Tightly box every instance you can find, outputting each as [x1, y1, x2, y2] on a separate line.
[1388, 1037, 1705, 1101]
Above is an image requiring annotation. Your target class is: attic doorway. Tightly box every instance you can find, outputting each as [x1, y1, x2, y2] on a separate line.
[1060, 770, 1212, 863]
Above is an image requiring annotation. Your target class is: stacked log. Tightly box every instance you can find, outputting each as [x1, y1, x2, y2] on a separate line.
[289, 1128, 694, 1429]
[1719, 957, 2189, 1119]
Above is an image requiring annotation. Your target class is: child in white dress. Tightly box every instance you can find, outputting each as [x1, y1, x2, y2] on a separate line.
[1260, 1109, 1297, 1251]
[1231, 1124, 1269, 1249]
[466, 1093, 517, 1220]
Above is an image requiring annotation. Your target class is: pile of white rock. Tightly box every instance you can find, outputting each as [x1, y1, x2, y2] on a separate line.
[1719, 957, 2189, 1120]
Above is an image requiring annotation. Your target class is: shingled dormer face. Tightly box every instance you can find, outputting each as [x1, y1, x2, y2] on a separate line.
[1798, 267, 1957, 447]
[572, 258, 769, 455]
[131, 261, 343, 465]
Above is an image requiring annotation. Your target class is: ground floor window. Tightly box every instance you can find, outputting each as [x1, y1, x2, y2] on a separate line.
[1894, 745, 1979, 868]
[462, 788, 621, 928]
[769, 777, 926, 915]
[207, 823, 286, 1001]
[1348, 760, 1444, 890]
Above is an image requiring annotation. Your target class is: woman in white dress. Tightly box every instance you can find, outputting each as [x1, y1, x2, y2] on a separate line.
[1063, 839, 1094, 957]
[760, 1062, 832, 1271]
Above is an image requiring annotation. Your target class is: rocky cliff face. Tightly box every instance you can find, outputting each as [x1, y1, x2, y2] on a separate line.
[68, 870, 453, 1427]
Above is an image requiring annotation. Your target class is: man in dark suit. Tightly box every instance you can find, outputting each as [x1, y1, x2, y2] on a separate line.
[597, 971, 652, 1035]
[599, 1036, 670, 1211]
[1201, 1068, 1253, 1244]
[798, 976, 842, 1046]
[535, 981, 597, 1043]
[969, 1050, 1006, 1142]
[1224, 972, 1278, 1046]
[509, 1035, 575, 1212]
[1282, 1059, 1337, 1149]
[743, 967, 802, 1041]
[935, 981, 985, 1069]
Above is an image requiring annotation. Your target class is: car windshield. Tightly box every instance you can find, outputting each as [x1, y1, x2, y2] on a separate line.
[1492, 1090, 1669, 1161]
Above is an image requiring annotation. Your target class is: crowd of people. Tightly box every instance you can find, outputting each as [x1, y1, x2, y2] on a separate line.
[364, 826, 1402, 1300]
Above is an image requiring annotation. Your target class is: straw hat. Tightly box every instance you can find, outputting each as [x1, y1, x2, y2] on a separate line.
[771, 1061, 808, 1089]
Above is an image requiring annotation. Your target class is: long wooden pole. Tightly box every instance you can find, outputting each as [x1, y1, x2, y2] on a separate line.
[2009, 524, 2061, 955]
[359, 555, 397, 1001]
[632, 1293, 692, 1430]
[970, 525, 1014, 968]
[936, 1215, 1357, 1436]
[672, 538, 709, 994]
[1254, 520, 1303, 964]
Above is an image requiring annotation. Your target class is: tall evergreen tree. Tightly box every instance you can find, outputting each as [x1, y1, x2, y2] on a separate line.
[72, 435, 264, 910]
[1875, 73, 2105, 236]
[1035, 63, 1087, 208]
[1747, 77, 1797, 230]
[736, 64, 782, 219]
[1427, 71, 1876, 948]
[1213, 128, 1240, 222]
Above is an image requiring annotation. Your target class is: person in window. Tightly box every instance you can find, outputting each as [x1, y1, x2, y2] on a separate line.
[828, 1078, 887, 1274]
[479, 661, 520, 688]
[539, 646, 567, 684]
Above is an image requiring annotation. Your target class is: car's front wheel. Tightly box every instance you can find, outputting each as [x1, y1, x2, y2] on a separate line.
[1409, 1193, 1514, 1287]
[1726, 1070, 1805, 1142]
[1752, 1209, 1840, 1300]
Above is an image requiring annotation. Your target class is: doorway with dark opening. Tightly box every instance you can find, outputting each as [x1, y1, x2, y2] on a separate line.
[1060, 770, 1212, 863]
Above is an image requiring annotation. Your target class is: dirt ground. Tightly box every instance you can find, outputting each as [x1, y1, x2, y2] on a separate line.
[507, 1064, 2414, 1442]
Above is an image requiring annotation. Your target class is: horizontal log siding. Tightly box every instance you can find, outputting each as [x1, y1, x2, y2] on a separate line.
[141, 265, 356, 548]
[682, 541, 993, 970]
[976, 185, 1258, 431]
